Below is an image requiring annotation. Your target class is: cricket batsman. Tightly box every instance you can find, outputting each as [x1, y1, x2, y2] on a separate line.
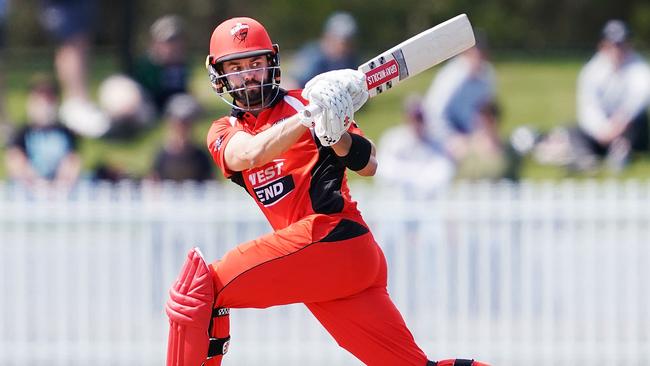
[165, 16, 490, 366]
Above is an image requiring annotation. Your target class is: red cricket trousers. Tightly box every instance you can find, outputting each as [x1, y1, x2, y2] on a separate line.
[206, 213, 429, 366]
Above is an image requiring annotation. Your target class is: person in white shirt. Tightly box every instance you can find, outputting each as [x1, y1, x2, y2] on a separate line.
[571, 19, 650, 169]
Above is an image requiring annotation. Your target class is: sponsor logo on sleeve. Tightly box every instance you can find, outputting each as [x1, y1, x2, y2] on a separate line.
[212, 135, 224, 152]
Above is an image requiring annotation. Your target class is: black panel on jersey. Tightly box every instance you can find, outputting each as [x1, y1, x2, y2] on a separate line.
[319, 219, 369, 242]
[229, 171, 253, 197]
[309, 137, 346, 214]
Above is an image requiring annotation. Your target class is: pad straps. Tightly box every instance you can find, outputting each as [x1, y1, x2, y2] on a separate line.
[206, 307, 231, 358]
[207, 336, 231, 357]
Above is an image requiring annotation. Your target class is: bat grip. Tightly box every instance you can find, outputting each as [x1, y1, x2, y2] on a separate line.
[302, 104, 322, 118]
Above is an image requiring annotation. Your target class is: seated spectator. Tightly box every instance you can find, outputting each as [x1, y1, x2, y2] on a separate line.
[532, 20, 650, 173]
[422, 34, 519, 181]
[424, 32, 521, 180]
[568, 20, 650, 172]
[454, 102, 520, 181]
[133, 15, 189, 115]
[376, 95, 455, 197]
[291, 11, 359, 88]
[150, 94, 213, 182]
[97, 74, 155, 139]
[422, 31, 496, 160]
[5, 75, 81, 189]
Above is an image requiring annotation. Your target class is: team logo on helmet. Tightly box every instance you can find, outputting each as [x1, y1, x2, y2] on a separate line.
[230, 22, 249, 42]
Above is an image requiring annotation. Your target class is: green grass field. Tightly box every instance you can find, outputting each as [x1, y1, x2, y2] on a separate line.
[2, 51, 650, 180]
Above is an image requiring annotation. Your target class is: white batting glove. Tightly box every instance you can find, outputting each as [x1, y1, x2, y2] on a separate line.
[305, 80, 355, 146]
[303, 69, 368, 112]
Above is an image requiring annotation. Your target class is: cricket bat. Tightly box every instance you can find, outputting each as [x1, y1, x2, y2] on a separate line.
[303, 13, 475, 117]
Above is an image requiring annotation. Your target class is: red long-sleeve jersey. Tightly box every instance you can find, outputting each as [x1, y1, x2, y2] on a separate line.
[206, 89, 365, 231]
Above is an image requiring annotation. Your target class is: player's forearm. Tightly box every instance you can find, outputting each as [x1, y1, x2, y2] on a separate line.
[356, 154, 378, 176]
[239, 114, 307, 168]
[331, 132, 353, 157]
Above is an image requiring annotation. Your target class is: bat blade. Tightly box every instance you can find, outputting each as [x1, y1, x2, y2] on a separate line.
[360, 14, 475, 97]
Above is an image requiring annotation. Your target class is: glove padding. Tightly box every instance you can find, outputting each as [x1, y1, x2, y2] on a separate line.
[304, 79, 355, 146]
[303, 69, 368, 112]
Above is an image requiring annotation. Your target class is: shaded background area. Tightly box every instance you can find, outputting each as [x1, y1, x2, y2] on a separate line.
[7, 0, 650, 53]
[1, 0, 650, 179]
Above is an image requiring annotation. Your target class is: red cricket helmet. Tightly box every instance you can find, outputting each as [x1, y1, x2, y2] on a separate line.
[208, 17, 277, 63]
[206, 17, 282, 111]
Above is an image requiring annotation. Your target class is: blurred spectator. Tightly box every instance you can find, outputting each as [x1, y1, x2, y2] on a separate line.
[150, 94, 213, 182]
[97, 74, 155, 139]
[422, 33, 519, 181]
[39, 0, 109, 138]
[422, 32, 496, 160]
[133, 15, 189, 115]
[376, 95, 455, 197]
[566, 20, 650, 172]
[5, 75, 81, 189]
[532, 20, 650, 173]
[292, 11, 359, 88]
[453, 102, 520, 180]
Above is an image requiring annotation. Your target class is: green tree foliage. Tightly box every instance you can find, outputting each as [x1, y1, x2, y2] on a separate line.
[4, 0, 649, 53]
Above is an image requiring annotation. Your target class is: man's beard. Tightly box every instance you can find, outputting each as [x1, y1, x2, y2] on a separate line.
[234, 81, 264, 107]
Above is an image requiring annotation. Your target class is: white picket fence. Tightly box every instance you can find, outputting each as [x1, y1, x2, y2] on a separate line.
[1, 180, 649, 366]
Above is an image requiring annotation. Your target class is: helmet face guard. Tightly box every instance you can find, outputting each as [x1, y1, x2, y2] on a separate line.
[206, 55, 281, 111]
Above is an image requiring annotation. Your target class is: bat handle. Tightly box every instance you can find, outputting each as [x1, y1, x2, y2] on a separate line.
[302, 104, 322, 118]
